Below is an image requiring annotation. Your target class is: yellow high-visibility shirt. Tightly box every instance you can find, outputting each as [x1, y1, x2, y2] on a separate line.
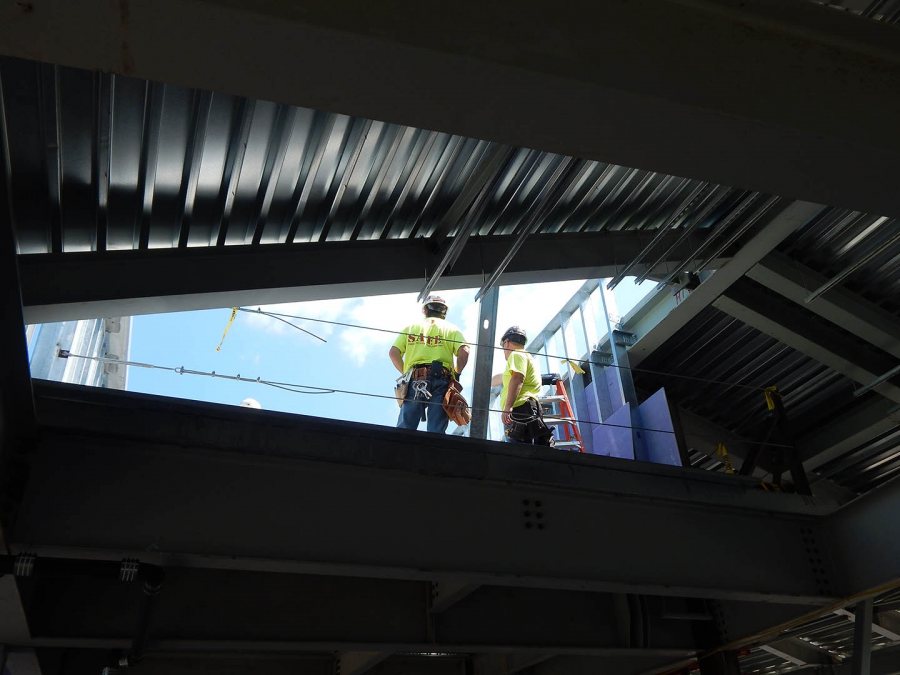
[501, 349, 542, 409]
[393, 318, 466, 373]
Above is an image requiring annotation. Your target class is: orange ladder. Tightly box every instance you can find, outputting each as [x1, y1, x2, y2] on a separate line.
[539, 378, 584, 452]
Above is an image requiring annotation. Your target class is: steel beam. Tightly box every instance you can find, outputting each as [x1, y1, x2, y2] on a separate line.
[798, 397, 900, 473]
[851, 599, 873, 675]
[836, 608, 900, 643]
[430, 580, 480, 614]
[822, 643, 900, 675]
[875, 608, 900, 639]
[0, 84, 36, 537]
[12, 381, 834, 605]
[339, 651, 389, 675]
[473, 653, 552, 675]
[829, 475, 900, 597]
[627, 201, 824, 368]
[17, 229, 717, 323]
[759, 638, 831, 667]
[0, 576, 31, 643]
[5, 650, 41, 675]
[1, 1, 900, 216]
[5, 563, 706, 653]
[715, 279, 900, 404]
[749, 252, 900, 360]
[531, 653, 694, 675]
[470, 286, 499, 440]
[38, 651, 334, 675]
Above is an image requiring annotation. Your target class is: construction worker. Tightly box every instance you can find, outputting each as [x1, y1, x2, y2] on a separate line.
[389, 295, 470, 433]
[498, 326, 552, 445]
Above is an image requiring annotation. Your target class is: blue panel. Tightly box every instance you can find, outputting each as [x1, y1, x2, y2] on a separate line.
[636, 388, 681, 466]
[583, 382, 600, 424]
[592, 402, 635, 459]
[571, 375, 593, 453]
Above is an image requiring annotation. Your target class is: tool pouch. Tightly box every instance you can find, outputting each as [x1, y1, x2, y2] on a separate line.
[394, 372, 411, 408]
[506, 399, 553, 446]
[442, 380, 471, 426]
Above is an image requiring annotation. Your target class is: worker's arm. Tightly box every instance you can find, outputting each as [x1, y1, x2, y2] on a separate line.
[455, 345, 470, 376]
[389, 346, 405, 374]
[502, 372, 524, 425]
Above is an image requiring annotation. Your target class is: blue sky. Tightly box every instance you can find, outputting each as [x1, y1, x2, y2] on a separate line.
[126, 279, 651, 429]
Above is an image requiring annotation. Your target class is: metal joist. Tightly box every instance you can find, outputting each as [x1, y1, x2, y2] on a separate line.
[627, 200, 824, 367]
[715, 278, 900, 404]
[750, 252, 900, 360]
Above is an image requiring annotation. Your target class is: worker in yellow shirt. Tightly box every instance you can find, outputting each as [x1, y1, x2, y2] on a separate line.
[389, 295, 470, 433]
[498, 326, 552, 445]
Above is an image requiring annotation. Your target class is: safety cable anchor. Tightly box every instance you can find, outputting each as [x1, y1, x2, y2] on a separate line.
[13, 552, 36, 577]
[56, 348, 70, 359]
[119, 558, 140, 583]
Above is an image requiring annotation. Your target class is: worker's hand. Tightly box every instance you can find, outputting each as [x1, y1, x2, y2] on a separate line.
[501, 408, 512, 426]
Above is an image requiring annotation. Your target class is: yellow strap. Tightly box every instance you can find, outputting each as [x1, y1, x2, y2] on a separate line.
[714, 442, 735, 475]
[763, 385, 779, 411]
[215, 307, 239, 352]
[563, 359, 586, 375]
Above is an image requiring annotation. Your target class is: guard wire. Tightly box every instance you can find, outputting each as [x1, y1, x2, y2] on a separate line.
[61, 351, 794, 449]
[239, 307, 770, 393]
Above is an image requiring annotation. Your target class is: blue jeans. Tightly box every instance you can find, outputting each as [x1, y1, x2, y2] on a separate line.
[397, 375, 450, 433]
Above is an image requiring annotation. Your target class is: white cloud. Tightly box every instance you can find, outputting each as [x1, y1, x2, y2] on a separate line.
[239, 281, 592, 372]
[334, 289, 484, 368]
[338, 293, 420, 366]
[497, 280, 586, 342]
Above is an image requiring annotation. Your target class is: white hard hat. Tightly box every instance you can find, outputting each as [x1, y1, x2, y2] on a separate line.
[240, 397, 262, 409]
[423, 294, 449, 312]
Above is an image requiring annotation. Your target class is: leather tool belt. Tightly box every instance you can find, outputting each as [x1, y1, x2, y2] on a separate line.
[410, 363, 452, 380]
[442, 380, 471, 426]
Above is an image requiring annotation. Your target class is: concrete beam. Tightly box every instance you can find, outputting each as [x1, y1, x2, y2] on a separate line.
[1, 1, 899, 216]
[749, 252, 900, 359]
[628, 201, 824, 367]
[17, 230, 716, 323]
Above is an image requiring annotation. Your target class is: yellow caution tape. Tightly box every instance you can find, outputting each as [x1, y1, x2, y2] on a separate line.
[714, 442, 735, 475]
[215, 307, 239, 352]
[563, 359, 586, 375]
[763, 386, 779, 411]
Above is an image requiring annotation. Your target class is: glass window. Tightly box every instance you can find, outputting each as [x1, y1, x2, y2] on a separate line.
[563, 313, 586, 361]
[540, 345, 551, 374]
[582, 295, 600, 351]
[611, 276, 655, 319]
[545, 329, 565, 376]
